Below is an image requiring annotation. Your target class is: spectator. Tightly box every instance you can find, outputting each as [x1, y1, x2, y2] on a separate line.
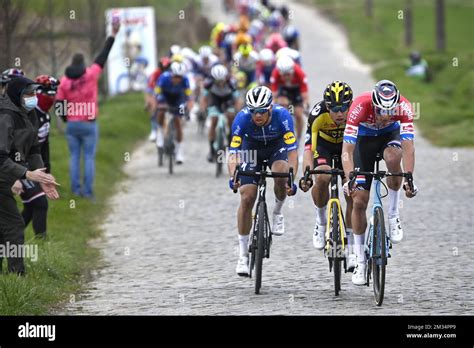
[0, 77, 59, 275]
[56, 21, 120, 200]
[406, 50, 431, 82]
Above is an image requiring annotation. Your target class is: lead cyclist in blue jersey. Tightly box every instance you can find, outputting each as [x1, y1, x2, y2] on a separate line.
[228, 86, 298, 276]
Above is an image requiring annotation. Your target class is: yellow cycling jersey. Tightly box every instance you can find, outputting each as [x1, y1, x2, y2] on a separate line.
[304, 101, 346, 156]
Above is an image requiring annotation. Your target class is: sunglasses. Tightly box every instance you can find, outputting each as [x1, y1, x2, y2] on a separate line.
[249, 108, 269, 114]
[329, 104, 349, 113]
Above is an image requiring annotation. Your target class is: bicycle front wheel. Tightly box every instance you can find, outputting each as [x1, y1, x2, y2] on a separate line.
[331, 202, 341, 296]
[372, 206, 386, 306]
[255, 202, 266, 294]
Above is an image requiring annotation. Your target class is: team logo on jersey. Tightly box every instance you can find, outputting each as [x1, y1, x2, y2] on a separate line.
[401, 123, 414, 133]
[230, 136, 242, 148]
[305, 133, 310, 143]
[283, 131, 296, 144]
[344, 125, 358, 137]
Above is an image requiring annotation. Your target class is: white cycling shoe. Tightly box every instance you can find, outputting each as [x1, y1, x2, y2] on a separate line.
[313, 223, 326, 250]
[155, 129, 164, 148]
[236, 255, 249, 277]
[389, 216, 403, 244]
[346, 253, 357, 272]
[148, 130, 157, 142]
[272, 213, 285, 236]
[351, 262, 367, 286]
[175, 144, 184, 164]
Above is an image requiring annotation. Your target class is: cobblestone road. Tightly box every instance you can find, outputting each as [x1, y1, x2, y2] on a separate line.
[62, 0, 473, 315]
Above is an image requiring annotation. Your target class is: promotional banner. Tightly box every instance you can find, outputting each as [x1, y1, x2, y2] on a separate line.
[105, 7, 157, 95]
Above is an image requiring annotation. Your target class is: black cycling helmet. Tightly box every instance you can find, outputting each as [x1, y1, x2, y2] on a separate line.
[323, 81, 353, 108]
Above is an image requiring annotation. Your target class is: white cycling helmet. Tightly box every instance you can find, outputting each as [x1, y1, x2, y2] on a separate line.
[246, 86, 273, 110]
[211, 64, 228, 81]
[181, 47, 196, 61]
[276, 55, 295, 74]
[259, 48, 274, 63]
[170, 62, 187, 76]
[199, 45, 212, 58]
[170, 44, 181, 56]
[372, 79, 400, 110]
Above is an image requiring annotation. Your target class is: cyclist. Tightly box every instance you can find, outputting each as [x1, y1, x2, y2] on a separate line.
[232, 43, 259, 88]
[265, 31, 287, 53]
[256, 48, 275, 87]
[155, 62, 193, 164]
[282, 25, 300, 50]
[203, 64, 240, 162]
[271, 55, 309, 144]
[228, 86, 298, 276]
[276, 47, 302, 66]
[341, 79, 418, 285]
[300, 81, 356, 270]
[145, 56, 171, 142]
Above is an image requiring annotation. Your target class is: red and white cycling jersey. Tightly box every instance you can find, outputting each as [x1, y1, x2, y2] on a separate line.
[343, 92, 415, 143]
[270, 63, 308, 94]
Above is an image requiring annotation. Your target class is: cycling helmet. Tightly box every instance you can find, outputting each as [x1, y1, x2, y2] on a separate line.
[239, 43, 253, 57]
[171, 54, 184, 63]
[282, 25, 299, 42]
[2, 68, 25, 78]
[170, 44, 181, 56]
[246, 86, 273, 110]
[211, 64, 228, 81]
[259, 48, 274, 63]
[371, 79, 400, 110]
[35, 75, 60, 95]
[276, 55, 294, 74]
[323, 81, 353, 108]
[170, 62, 187, 77]
[199, 45, 212, 58]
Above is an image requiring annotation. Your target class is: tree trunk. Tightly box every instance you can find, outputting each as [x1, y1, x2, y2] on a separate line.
[365, 0, 373, 18]
[404, 0, 413, 47]
[47, 0, 57, 77]
[435, 0, 446, 51]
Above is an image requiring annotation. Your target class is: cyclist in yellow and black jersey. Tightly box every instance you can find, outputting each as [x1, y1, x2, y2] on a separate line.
[300, 81, 356, 270]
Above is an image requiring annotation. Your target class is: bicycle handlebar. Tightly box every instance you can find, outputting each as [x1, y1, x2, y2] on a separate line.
[298, 165, 345, 191]
[348, 170, 414, 192]
[232, 166, 294, 194]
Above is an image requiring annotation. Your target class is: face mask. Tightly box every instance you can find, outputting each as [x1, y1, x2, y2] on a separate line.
[23, 95, 38, 111]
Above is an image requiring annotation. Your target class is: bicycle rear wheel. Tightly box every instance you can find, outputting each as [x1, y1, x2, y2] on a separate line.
[372, 206, 386, 306]
[331, 202, 341, 296]
[255, 202, 266, 294]
[157, 146, 163, 167]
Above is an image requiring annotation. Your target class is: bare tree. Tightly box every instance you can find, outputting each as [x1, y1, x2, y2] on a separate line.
[0, 0, 24, 68]
[435, 0, 446, 51]
[404, 0, 413, 47]
[365, 0, 373, 18]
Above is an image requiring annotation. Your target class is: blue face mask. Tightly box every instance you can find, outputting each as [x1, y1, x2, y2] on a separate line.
[23, 95, 38, 111]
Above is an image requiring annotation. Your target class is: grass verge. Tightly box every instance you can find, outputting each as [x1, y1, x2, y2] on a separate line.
[0, 92, 148, 315]
[313, 0, 474, 147]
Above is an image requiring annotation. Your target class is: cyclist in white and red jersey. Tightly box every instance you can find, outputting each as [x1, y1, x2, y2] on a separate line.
[341, 80, 418, 286]
[270, 55, 309, 144]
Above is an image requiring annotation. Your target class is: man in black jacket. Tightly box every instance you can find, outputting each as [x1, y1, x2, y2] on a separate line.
[0, 77, 59, 275]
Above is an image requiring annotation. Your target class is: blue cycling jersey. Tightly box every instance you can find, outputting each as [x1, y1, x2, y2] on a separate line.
[155, 71, 191, 104]
[229, 104, 298, 154]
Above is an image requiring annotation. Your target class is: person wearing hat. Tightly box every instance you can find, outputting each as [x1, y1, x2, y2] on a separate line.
[56, 19, 120, 199]
[0, 77, 60, 275]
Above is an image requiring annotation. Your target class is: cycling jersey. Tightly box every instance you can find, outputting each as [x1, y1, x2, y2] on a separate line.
[304, 101, 345, 169]
[265, 32, 287, 53]
[194, 55, 219, 78]
[146, 68, 162, 94]
[343, 92, 415, 143]
[256, 61, 275, 85]
[203, 78, 239, 115]
[154, 71, 192, 106]
[305, 101, 345, 152]
[229, 104, 298, 154]
[270, 63, 308, 95]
